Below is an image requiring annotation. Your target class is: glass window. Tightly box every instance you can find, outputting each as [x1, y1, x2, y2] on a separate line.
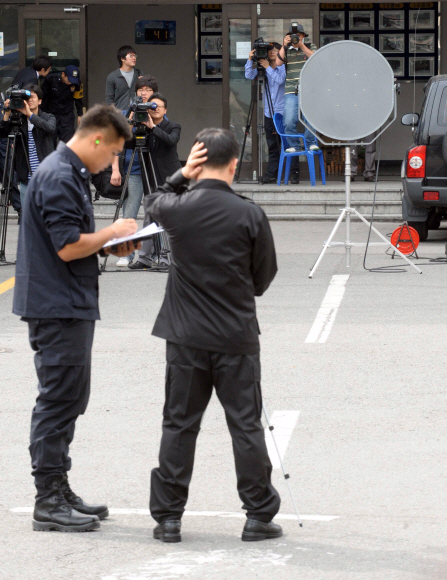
[25, 19, 80, 69]
[0, 6, 19, 96]
[437, 87, 447, 127]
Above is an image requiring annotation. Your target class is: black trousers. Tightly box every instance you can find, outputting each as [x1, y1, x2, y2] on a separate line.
[150, 342, 281, 524]
[52, 116, 75, 148]
[27, 318, 95, 489]
[264, 115, 281, 178]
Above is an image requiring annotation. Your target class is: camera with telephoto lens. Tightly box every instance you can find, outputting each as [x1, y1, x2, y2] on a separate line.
[290, 22, 300, 45]
[252, 37, 273, 62]
[5, 85, 31, 111]
[127, 96, 158, 125]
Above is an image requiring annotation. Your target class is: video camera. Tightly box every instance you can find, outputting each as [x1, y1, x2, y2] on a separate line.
[127, 96, 157, 125]
[252, 37, 273, 63]
[5, 85, 31, 112]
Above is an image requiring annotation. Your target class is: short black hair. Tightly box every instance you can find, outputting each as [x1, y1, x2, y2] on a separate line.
[23, 84, 43, 101]
[148, 92, 167, 109]
[78, 104, 132, 142]
[135, 75, 159, 93]
[32, 55, 52, 72]
[117, 45, 136, 67]
[270, 42, 281, 50]
[194, 128, 240, 168]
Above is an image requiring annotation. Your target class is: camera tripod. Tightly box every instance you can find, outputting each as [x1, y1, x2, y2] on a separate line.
[236, 66, 278, 184]
[0, 119, 31, 266]
[100, 129, 170, 272]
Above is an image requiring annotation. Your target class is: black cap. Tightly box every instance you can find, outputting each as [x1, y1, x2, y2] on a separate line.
[289, 23, 309, 38]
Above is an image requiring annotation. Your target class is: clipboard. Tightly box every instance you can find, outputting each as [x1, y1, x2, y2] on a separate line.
[100, 222, 163, 255]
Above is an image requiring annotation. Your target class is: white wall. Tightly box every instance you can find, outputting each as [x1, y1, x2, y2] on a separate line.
[87, 4, 222, 160]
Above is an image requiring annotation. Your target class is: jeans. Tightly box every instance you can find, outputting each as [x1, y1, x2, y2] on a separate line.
[283, 93, 318, 172]
[19, 182, 28, 208]
[122, 174, 144, 260]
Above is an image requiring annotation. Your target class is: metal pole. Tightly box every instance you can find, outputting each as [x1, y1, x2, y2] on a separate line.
[345, 145, 351, 269]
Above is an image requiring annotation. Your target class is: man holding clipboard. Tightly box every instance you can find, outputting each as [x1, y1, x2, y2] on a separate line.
[13, 105, 140, 533]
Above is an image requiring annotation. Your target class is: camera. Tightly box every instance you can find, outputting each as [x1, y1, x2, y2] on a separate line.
[290, 22, 300, 45]
[252, 37, 273, 62]
[5, 85, 31, 111]
[128, 96, 157, 124]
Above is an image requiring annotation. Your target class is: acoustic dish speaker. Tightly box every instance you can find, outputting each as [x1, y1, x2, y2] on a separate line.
[300, 41, 395, 142]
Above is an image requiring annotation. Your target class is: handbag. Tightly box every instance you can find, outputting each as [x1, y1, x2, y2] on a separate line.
[91, 157, 127, 201]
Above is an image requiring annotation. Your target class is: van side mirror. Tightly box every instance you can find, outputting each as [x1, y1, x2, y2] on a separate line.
[401, 113, 419, 127]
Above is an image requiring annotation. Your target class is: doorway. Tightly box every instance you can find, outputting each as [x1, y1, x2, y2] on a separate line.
[222, 4, 319, 178]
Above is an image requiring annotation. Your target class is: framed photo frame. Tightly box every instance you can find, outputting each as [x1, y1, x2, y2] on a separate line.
[201, 35, 223, 56]
[320, 12, 345, 32]
[320, 34, 345, 47]
[386, 57, 404, 77]
[200, 12, 222, 33]
[349, 34, 374, 47]
[409, 10, 435, 30]
[349, 11, 374, 31]
[409, 33, 435, 54]
[379, 33, 404, 53]
[379, 11, 404, 30]
[201, 58, 222, 79]
[409, 56, 434, 77]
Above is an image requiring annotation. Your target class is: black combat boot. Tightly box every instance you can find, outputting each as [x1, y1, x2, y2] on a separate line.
[33, 476, 100, 532]
[241, 518, 283, 542]
[61, 473, 109, 520]
[153, 519, 182, 543]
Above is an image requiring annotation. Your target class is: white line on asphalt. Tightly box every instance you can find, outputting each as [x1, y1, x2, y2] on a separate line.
[10, 507, 339, 522]
[265, 410, 300, 469]
[305, 274, 350, 344]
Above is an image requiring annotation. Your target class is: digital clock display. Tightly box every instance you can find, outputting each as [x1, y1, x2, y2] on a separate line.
[136, 20, 176, 45]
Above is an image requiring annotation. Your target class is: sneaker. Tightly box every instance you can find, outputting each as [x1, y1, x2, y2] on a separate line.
[116, 256, 132, 267]
[261, 174, 277, 185]
[309, 145, 320, 151]
[128, 260, 152, 270]
[285, 147, 297, 153]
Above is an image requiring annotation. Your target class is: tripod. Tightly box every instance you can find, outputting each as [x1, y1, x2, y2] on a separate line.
[100, 128, 170, 272]
[0, 118, 31, 265]
[236, 66, 276, 184]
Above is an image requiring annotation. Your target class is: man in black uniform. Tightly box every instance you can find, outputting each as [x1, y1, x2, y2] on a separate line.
[146, 129, 282, 543]
[41, 64, 83, 147]
[13, 104, 139, 532]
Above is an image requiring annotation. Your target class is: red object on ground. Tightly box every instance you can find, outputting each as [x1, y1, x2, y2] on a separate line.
[390, 225, 420, 254]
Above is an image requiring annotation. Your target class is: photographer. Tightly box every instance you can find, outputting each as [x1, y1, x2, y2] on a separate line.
[12, 55, 53, 89]
[245, 41, 285, 184]
[276, 23, 319, 184]
[109, 76, 159, 267]
[144, 130, 281, 543]
[128, 92, 181, 271]
[0, 84, 56, 205]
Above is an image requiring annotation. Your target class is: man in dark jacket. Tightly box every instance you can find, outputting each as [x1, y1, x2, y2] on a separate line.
[146, 128, 282, 543]
[0, 84, 56, 204]
[105, 45, 143, 110]
[41, 65, 83, 147]
[12, 55, 53, 89]
[129, 93, 181, 270]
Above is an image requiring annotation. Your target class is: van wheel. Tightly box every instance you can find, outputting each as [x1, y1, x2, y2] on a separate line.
[408, 220, 428, 241]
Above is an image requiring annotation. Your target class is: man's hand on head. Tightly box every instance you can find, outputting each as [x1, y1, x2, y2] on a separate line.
[182, 142, 208, 181]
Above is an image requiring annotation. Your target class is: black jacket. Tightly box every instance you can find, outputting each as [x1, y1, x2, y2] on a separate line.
[12, 67, 39, 89]
[41, 72, 83, 122]
[146, 170, 277, 355]
[145, 118, 182, 186]
[0, 110, 56, 183]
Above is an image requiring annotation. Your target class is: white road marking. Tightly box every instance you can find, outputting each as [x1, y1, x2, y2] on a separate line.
[305, 274, 350, 344]
[264, 410, 300, 469]
[10, 507, 338, 522]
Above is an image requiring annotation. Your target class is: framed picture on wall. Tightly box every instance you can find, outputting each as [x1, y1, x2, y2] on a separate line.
[409, 56, 434, 76]
[409, 33, 435, 54]
[386, 57, 404, 76]
[201, 58, 222, 79]
[379, 11, 404, 30]
[349, 34, 374, 47]
[201, 36, 223, 55]
[349, 11, 374, 30]
[200, 13, 222, 33]
[379, 34, 404, 53]
[320, 12, 345, 31]
[320, 34, 345, 46]
[409, 10, 435, 30]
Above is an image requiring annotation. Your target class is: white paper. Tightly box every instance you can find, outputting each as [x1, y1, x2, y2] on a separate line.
[0, 33, 4, 58]
[103, 222, 163, 249]
[236, 42, 251, 60]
